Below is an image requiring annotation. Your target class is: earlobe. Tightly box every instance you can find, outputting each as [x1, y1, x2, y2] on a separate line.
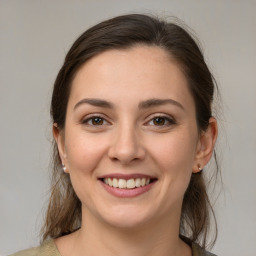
[52, 123, 67, 165]
[193, 117, 218, 173]
[192, 162, 204, 174]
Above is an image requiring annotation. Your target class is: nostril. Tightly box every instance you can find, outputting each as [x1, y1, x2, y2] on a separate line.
[108, 136, 146, 164]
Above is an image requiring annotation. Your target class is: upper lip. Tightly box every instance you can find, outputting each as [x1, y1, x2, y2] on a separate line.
[98, 173, 157, 180]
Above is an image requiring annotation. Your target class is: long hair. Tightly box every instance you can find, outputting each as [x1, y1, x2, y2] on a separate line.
[41, 14, 219, 248]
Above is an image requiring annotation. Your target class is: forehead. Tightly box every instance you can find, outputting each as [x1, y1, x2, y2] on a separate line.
[69, 45, 194, 112]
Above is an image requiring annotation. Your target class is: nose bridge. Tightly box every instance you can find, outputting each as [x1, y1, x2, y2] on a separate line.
[108, 118, 145, 164]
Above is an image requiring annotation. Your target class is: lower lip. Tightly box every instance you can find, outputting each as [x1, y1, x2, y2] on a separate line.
[100, 180, 156, 198]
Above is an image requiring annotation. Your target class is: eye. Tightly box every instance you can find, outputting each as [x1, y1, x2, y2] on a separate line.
[82, 116, 108, 126]
[147, 115, 176, 127]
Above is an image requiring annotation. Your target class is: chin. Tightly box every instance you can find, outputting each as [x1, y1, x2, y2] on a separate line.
[98, 205, 156, 230]
[105, 217, 149, 230]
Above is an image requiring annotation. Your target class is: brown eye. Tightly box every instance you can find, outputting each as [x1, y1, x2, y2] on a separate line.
[91, 117, 104, 125]
[147, 116, 176, 127]
[153, 117, 166, 125]
[82, 116, 108, 126]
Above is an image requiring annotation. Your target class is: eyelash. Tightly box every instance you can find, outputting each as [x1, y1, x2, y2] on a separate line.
[81, 114, 176, 128]
[81, 115, 109, 126]
[146, 115, 176, 127]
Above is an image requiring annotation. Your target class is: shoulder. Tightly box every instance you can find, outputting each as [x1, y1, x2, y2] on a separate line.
[192, 242, 217, 256]
[180, 235, 217, 256]
[9, 239, 61, 256]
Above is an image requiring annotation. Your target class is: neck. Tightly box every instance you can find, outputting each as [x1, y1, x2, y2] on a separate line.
[66, 207, 190, 256]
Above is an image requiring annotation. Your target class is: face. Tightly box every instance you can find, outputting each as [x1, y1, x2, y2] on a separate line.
[55, 46, 207, 229]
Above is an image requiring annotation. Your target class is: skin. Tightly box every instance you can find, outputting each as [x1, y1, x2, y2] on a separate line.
[53, 45, 217, 256]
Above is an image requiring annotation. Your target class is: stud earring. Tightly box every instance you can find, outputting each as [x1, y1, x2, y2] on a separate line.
[62, 164, 67, 173]
[198, 164, 203, 171]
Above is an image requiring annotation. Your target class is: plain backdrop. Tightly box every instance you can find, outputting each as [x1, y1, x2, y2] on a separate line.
[1, 1, 256, 255]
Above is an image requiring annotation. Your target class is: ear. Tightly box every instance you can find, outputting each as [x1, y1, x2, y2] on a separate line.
[52, 123, 68, 169]
[193, 117, 218, 173]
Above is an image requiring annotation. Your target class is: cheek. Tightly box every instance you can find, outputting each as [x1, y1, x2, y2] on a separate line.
[148, 131, 197, 173]
[64, 131, 109, 206]
[65, 131, 108, 174]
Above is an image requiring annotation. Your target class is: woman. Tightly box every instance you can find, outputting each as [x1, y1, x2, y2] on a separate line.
[11, 14, 219, 256]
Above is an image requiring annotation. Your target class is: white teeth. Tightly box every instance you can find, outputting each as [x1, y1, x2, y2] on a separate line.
[113, 178, 118, 188]
[108, 178, 113, 187]
[127, 179, 135, 189]
[103, 177, 152, 189]
[118, 179, 126, 189]
[135, 178, 141, 187]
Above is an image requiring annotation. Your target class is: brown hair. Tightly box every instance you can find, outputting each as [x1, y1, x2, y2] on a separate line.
[42, 14, 219, 248]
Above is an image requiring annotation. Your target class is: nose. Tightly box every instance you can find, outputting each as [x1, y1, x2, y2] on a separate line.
[108, 123, 146, 165]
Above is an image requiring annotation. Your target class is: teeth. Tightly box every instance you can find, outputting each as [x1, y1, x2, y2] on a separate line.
[113, 178, 118, 188]
[135, 178, 141, 187]
[118, 179, 126, 189]
[108, 178, 113, 186]
[103, 177, 151, 189]
[127, 179, 135, 189]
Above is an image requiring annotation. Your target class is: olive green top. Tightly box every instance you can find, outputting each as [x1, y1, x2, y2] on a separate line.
[10, 238, 217, 256]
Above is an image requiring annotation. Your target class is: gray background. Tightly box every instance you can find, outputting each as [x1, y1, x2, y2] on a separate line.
[1, 1, 256, 255]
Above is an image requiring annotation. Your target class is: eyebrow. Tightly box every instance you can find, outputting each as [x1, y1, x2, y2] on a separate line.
[73, 98, 184, 111]
[74, 98, 114, 110]
[138, 98, 184, 110]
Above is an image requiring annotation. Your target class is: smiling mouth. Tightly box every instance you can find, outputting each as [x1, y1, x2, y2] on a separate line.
[100, 177, 157, 189]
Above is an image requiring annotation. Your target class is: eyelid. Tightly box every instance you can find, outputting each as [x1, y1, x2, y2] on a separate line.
[80, 113, 176, 127]
[81, 113, 111, 126]
[144, 113, 176, 126]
